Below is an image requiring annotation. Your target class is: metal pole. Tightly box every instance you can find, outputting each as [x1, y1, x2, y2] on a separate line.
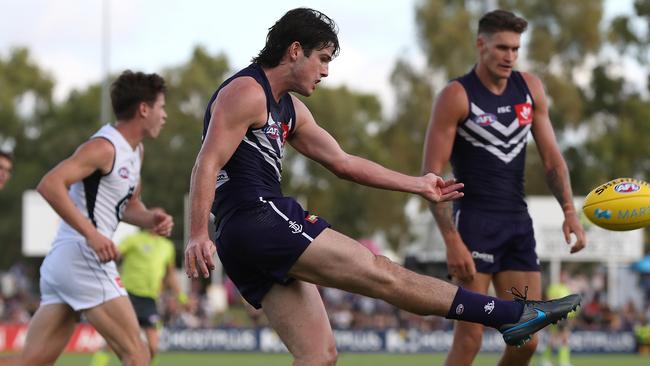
[550, 259, 561, 285]
[607, 260, 617, 308]
[100, 0, 111, 123]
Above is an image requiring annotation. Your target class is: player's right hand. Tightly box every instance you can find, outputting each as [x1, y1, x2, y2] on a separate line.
[184, 236, 216, 279]
[446, 239, 476, 282]
[420, 174, 464, 203]
[87, 231, 119, 263]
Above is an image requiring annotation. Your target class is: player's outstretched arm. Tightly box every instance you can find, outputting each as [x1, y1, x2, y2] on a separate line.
[37, 139, 119, 262]
[289, 96, 463, 203]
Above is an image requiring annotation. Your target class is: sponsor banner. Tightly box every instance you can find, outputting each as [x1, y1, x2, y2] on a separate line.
[157, 328, 639, 354]
[0, 324, 105, 352]
[0, 324, 637, 353]
[160, 328, 258, 352]
[0, 324, 26, 352]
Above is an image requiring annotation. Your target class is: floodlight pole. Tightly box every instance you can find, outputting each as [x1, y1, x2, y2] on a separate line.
[100, 0, 111, 124]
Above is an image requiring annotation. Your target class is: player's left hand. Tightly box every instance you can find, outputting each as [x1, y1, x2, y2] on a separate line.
[185, 235, 216, 279]
[151, 207, 174, 237]
[420, 174, 464, 203]
[563, 212, 586, 253]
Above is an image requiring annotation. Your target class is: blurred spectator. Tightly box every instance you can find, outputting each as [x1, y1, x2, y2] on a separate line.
[580, 291, 604, 328]
[161, 292, 205, 328]
[0, 261, 39, 323]
[634, 318, 650, 355]
[641, 274, 650, 302]
[0, 150, 13, 190]
[621, 301, 640, 331]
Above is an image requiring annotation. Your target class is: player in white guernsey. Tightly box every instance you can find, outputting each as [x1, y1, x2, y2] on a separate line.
[0, 71, 172, 366]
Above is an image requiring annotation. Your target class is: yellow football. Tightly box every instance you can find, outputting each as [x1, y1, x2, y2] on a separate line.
[582, 178, 650, 231]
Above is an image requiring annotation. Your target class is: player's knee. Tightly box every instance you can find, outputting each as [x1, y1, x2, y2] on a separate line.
[517, 334, 539, 355]
[297, 344, 337, 366]
[116, 340, 149, 366]
[322, 343, 338, 366]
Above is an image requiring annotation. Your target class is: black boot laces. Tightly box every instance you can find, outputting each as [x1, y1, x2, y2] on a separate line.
[507, 286, 550, 304]
[507, 286, 529, 301]
[506, 286, 528, 302]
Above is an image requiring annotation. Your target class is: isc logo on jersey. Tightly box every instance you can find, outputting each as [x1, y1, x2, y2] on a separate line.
[475, 113, 496, 126]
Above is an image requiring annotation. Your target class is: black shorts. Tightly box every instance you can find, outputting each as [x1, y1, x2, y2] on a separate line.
[216, 197, 331, 309]
[456, 208, 540, 273]
[127, 292, 160, 328]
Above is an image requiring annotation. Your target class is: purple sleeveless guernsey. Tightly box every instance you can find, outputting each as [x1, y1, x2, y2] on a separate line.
[203, 63, 297, 226]
[452, 68, 534, 213]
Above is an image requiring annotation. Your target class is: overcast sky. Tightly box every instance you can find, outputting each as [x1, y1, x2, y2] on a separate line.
[0, 0, 634, 115]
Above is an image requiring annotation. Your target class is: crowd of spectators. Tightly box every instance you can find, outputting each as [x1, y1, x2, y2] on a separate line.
[2, 261, 650, 336]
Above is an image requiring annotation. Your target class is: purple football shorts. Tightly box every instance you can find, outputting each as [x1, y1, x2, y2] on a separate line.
[455, 208, 540, 273]
[216, 196, 331, 309]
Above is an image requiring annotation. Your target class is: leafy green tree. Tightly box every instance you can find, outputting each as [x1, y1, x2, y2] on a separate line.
[0, 48, 56, 268]
[283, 86, 385, 240]
[0, 46, 231, 268]
[144, 46, 230, 247]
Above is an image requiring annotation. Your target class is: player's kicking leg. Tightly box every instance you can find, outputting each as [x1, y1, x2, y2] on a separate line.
[289, 229, 580, 345]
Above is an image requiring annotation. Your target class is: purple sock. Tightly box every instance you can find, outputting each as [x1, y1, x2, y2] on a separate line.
[446, 287, 524, 328]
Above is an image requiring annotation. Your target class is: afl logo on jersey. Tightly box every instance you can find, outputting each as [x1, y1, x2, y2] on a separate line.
[515, 102, 533, 125]
[474, 113, 496, 126]
[264, 124, 281, 140]
[118, 167, 129, 179]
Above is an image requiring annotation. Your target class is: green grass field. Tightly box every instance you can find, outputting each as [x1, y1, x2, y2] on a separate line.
[19, 352, 645, 366]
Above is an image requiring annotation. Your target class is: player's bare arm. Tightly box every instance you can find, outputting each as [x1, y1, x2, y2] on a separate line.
[289, 95, 463, 202]
[422, 81, 476, 281]
[120, 145, 174, 236]
[524, 72, 586, 253]
[164, 261, 186, 304]
[185, 78, 267, 278]
[122, 191, 174, 237]
[36, 138, 119, 262]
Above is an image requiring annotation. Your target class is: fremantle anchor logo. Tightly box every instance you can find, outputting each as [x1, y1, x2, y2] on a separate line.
[288, 220, 303, 234]
[484, 300, 495, 314]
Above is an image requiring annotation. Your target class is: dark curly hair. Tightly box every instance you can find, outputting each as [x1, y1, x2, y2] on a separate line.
[110, 70, 166, 120]
[253, 8, 340, 68]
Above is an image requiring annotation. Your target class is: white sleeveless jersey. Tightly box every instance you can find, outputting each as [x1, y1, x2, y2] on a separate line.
[54, 124, 142, 244]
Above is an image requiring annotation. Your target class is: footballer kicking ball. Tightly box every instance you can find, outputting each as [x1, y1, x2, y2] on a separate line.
[582, 178, 650, 231]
